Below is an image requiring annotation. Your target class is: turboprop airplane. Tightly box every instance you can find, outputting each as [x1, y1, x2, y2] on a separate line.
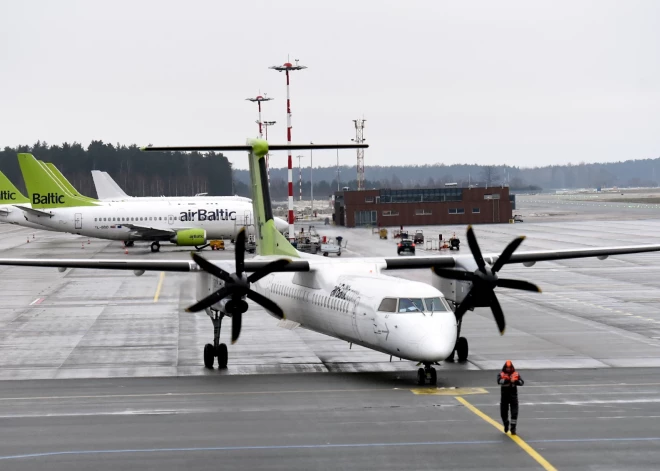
[2, 139, 660, 386]
[91, 170, 251, 204]
[12, 153, 288, 252]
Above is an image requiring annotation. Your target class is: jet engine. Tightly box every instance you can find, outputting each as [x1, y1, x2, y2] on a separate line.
[170, 228, 207, 246]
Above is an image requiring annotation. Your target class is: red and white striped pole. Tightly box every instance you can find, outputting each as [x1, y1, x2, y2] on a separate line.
[270, 60, 307, 241]
[245, 94, 273, 139]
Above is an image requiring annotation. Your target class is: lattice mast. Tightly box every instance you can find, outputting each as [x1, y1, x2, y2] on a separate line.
[270, 59, 307, 241]
[353, 119, 366, 190]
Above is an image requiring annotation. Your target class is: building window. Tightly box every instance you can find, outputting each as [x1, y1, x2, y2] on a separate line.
[365, 196, 374, 203]
[449, 208, 465, 214]
[382, 210, 400, 216]
[472, 208, 480, 214]
[415, 209, 432, 216]
[355, 210, 377, 226]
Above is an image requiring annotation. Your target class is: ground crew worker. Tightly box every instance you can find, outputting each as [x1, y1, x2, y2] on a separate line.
[497, 360, 524, 435]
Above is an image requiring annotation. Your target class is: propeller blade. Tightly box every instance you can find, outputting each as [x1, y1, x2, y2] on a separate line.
[231, 311, 242, 344]
[491, 236, 525, 273]
[432, 267, 477, 282]
[454, 290, 475, 321]
[235, 228, 246, 276]
[191, 252, 232, 283]
[497, 278, 542, 293]
[489, 292, 506, 335]
[246, 290, 285, 320]
[186, 286, 232, 313]
[466, 226, 486, 272]
[247, 259, 291, 283]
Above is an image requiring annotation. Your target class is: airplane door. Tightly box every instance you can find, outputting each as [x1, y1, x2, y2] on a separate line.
[74, 213, 82, 229]
[351, 297, 363, 342]
[168, 214, 174, 225]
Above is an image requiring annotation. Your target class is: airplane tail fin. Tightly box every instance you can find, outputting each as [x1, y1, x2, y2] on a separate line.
[43, 162, 97, 202]
[0, 171, 29, 204]
[91, 170, 131, 200]
[140, 140, 367, 257]
[18, 153, 99, 208]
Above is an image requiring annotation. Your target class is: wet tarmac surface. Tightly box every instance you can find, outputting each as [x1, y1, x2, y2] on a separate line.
[1, 196, 660, 469]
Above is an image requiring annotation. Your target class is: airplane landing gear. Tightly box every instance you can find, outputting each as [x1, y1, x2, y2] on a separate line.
[150, 241, 160, 253]
[417, 363, 437, 386]
[204, 311, 228, 369]
[456, 337, 469, 362]
[123, 240, 134, 247]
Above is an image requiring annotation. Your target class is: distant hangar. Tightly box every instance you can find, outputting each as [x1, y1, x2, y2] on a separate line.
[333, 187, 513, 227]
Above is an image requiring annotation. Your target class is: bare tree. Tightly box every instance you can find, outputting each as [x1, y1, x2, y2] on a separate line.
[481, 166, 500, 187]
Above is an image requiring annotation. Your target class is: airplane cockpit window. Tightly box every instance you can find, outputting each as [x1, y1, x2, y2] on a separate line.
[398, 298, 424, 313]
[378, 298, 397, 312]
[424, 297, 449, 312]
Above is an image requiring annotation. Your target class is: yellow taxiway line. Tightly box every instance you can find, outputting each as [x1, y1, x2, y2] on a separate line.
[456, 396, 557, 471]
[153, 272, 165, 302]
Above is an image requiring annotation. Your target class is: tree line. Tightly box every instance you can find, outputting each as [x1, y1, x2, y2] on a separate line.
[2, 141, 658, 200]
[0, 141, 233, 198]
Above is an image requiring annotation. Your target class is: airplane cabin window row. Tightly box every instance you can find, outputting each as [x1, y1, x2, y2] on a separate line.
[93, 216, 180, 222]
[272, 284, 351, 313]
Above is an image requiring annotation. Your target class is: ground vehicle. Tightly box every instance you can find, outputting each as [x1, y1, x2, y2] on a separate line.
[449, 235, 460, 250]
[414, 230, 424, 244]
[513, 214, 523, 223]
[245, 234, 256, 253]
[210, 240, 225, 250]
[379, 228, 388, 239]
[397, 239, 416, 255]
[321, 242, 342, 256]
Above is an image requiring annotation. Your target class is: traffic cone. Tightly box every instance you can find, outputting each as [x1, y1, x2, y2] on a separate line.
[87, 239, 90, 244]
[26, 237, 29, 243]
[81, 242, 85, 249]
[124, 247, 128, 255]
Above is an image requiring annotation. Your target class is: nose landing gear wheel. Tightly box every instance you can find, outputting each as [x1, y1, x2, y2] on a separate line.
[203, 343, 215, 369]
[417, 368, 426, 385]
[150, 241, 160, 253]
[456, 337, 469, 362]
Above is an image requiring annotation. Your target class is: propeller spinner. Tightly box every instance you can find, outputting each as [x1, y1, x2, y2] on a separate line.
[186, 228, 288, 343]
[433, 226, 541, 334]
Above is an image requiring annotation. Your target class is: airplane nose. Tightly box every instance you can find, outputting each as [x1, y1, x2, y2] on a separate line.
[416, 315, 457, 361]
[274, 217, 288, 233]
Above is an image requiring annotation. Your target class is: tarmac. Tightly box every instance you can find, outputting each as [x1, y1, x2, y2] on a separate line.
[0, 194, 659, 469]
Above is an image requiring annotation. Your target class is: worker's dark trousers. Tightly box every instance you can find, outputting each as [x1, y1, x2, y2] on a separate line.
[500, 398, 519, 426]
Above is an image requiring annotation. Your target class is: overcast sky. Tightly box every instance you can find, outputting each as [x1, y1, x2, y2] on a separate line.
[1, 0, 659, 170]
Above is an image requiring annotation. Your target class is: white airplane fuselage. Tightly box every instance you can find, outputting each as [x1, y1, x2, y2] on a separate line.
[200, 256, 458, 363]
[15, 200, 260, 241]
[0, 204, 55, 231]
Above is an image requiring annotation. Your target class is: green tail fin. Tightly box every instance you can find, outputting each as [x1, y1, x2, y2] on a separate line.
[43, 162, 97, 202]
[18, 153, 99, 208]
[0, 171, 29, 204]
[248, 139, 299, 258]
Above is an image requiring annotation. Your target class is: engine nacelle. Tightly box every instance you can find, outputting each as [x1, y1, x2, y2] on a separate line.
[432, 258, 476, 306]
[170, 228, 207, 246]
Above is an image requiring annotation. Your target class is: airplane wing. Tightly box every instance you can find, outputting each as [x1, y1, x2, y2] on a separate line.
[381, 244, 660, 270]
[13, 205, 53, 218]
[0, 258, 310, 273]
[121, 223, 177, 239]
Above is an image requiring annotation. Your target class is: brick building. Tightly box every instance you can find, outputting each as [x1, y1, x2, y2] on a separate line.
[334, 186, 512, 227]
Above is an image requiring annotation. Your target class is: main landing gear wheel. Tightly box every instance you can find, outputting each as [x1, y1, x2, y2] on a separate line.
[216, 343, 228, 369]
[457, 337, 469, 362]
[203, 344, 215, 369]
[417, 368, 426, 385]
[150, 241, 160, 253]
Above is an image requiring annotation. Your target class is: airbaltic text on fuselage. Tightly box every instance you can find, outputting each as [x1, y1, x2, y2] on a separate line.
[0, 191, 17, 200]
[179, 209, 236, 222]
[32, 193, 65, 205]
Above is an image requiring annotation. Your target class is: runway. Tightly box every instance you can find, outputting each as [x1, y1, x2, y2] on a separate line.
[1, 196, 660, 469]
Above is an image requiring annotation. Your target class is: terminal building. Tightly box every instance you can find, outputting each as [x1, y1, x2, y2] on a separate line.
[333, 186, 513, 228]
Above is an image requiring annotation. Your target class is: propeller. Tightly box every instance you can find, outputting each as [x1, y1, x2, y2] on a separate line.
[432, 226, 541, 335]
[185, 228, 288, 343]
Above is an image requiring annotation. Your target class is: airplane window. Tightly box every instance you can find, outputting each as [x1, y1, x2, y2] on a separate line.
[378, 298, 397, 312]
[103, 218, 107, 221]
[131, 217, 134, 221]
[424, 297, 448, 312]
[94, 218, 97, 222]
[398, 298, 424, 313]
[149, 217, 152, 221]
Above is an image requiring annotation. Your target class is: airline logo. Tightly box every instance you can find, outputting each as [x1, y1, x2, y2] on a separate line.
[0, 190, 17, 200]
[179, 209, 236, 222]
[32, 192, 65, 205]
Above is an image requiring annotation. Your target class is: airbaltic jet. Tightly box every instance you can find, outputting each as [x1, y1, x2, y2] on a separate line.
[2, 140, 660, 385]
[11, 153, 287, 252]
[91, 170, 251, 204]
[0, 171, 59, 232]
